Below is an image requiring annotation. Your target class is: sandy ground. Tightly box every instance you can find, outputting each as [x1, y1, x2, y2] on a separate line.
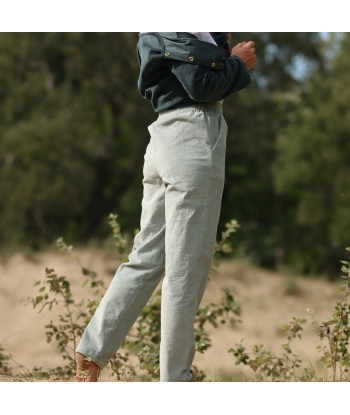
[0, 248, 343, 381]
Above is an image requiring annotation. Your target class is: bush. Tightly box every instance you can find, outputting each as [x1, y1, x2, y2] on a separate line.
[26, 214, 241, 381]
[229, 247, 350, 381]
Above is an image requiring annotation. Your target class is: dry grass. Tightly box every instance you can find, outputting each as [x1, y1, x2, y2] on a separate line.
[0, 249, 342, 381]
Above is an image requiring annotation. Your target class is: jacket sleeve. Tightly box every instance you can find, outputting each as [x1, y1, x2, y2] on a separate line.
[169, 55, 251, 103]
[210, 32, 230, 53]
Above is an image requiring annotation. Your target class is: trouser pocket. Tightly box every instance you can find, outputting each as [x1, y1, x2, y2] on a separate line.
[210, 113, 227, 152]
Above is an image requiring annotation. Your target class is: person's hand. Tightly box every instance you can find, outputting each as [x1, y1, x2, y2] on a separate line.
[231, 41, 256, 71]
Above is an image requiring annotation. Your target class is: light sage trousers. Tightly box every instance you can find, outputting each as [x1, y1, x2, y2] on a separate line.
[76, 102, 228, 381]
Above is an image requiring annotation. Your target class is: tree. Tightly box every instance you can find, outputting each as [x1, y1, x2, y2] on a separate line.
[274, 33, 350, 275]
[0, 33, 331, 277]
[0, 33, 154, 249]
[219, 33, 324, 268]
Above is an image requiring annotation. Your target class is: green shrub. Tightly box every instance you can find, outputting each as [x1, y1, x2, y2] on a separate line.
[26, 214, 241, 381]
[229, 247, 350, 382]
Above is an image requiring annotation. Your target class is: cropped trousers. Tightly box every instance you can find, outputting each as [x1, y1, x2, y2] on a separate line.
[76, 102, 228, 381]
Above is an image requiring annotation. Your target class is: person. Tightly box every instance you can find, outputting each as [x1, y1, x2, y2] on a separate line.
[75, 32, 256, 382]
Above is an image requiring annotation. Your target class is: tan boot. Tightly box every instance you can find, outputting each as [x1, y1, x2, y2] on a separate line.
[75, 352, 100, 382]
[190, 370, 197, 382]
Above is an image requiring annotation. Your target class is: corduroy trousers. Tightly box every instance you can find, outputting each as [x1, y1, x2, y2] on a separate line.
[76, 102, 228, 381]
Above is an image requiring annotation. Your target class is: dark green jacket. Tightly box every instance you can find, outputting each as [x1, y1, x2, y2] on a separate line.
[136, 32, 251, 112]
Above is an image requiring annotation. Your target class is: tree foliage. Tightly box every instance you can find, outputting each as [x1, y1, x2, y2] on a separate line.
[0, 33, 153, 249]
[274, 33, 350, 274]
[221, 32, 324, 269]
[2, 32, 348, 276]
